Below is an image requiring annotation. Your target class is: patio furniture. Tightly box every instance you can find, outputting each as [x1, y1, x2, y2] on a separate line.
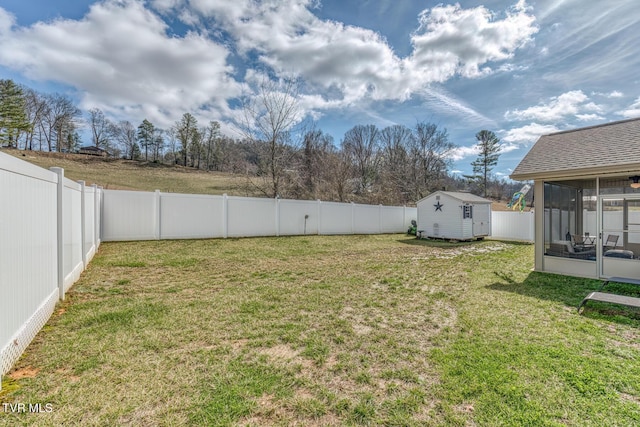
[571, 234, 585, 250]
[604, 249, 634, 259]
[547, 242, 595, 260]
[583, 233, 595, 247]
[578, 292, 640, 313]
[578, 277, 640, 313]
[603, 234, 619, 251]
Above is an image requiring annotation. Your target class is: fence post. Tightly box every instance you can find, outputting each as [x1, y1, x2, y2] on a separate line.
[317, 199, 322, 235]
[155, 190, 161, 240]
[92, 185, 99, 246]
[403, 206, 407, 230]
[97, 186, 103, 244]
[79, 181, 87, 268]
[351, 202, 355, 234]
[275, 196, 280, 237]
[51, 167, 65, 301]
[222, 193, 228, 238]
[379, 204, 383, 234]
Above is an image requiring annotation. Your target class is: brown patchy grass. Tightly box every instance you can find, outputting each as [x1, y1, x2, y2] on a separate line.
[2, 149, 256, 195]
[2, 235, 640, 426]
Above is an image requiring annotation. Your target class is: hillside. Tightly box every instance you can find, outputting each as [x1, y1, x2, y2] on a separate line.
[2, 149, 258, 196]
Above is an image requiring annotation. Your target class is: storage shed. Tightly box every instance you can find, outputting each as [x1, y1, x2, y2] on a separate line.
[417, 191, 492, 241]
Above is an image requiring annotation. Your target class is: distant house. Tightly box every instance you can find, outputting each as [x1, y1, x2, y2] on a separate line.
[78, 146, 109, 157]
[510, 117, 640, 279]
[417, 191, 492, 241]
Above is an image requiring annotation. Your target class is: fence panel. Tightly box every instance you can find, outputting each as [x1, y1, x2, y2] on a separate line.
[102, 190, 157, 241]
[319, 202, 353, 234]
[381, 206, 409, 233]
[0, 153, 59, 377]
[160, 193, 224, 239]
[227, 196, 277, 237]
[278, 199, 319, 236]
[63, 179, 84, 291]
[353, 204, 381, 234]
[1, 154, 103, 383]
[490, 211, 534, 242]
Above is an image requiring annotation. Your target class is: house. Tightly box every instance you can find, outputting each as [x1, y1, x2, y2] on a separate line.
[510, 117, 640, 279]
[417, 191, 492, 241]
[78, 146, 109, 157]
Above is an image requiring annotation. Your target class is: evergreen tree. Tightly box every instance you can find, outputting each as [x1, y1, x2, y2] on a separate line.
[0, 79, 31, 147]
[137, 119, 155, 161]
[465, 130, 501, 198]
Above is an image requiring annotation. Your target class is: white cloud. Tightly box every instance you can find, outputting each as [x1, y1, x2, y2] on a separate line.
[0, 0, 239, 128]
[450, 145, 479, 161]
[501, 123, 561, 144]
[504, 90, 603, 122]
[608, 90, 624, 98]
[0, 0, 539, 132]
[498, 143, 521, 154]
[617, 97, 640, 119]
[575, 113, 603, 121]
[180, 0, 538, 106]
[407, 2, 537, 80]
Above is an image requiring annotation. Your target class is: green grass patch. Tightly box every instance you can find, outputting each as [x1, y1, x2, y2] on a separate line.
[3, 235, 640, 425]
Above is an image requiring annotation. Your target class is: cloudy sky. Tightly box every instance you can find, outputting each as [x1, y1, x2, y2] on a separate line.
[0, 0, 639, 178]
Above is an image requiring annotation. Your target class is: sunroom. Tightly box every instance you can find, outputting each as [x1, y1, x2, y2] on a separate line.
[511, 117, 640, 279]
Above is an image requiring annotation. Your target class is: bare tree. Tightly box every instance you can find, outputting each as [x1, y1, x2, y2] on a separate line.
[87, 108, 113, 150]
[152, 128, 164, 162]
[165, 126, 179, 164]
[341, 124, 380, 195]
[240, 76, 303, 198]
[175, 113, 199, 167]
[379, 124, 413, 204]
[202, 120, 221, 170]
[21, 87, 48, 151]
[299, 128, 335, 199]
[40, 93, 81, 152]
[113, 120, 137, 160]
[409, 122, 456, 200]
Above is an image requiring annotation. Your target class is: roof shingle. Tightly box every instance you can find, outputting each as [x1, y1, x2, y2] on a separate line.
[510, 117, 640, 180]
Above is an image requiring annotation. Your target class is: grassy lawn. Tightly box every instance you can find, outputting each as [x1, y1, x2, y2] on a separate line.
[2, 235, 640, 426]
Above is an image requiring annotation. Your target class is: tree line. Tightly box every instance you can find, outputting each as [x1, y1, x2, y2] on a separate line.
[0, 78, 523, 205]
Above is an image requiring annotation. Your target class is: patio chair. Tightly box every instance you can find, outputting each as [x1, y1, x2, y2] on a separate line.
[571, 234, 586, 251]
[603, 234, 619, 251]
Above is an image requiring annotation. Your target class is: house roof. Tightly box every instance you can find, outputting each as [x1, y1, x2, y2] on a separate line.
[79, 146, 107, 152]
[510, 117, 640, 181]
[418, 191, 492, 204]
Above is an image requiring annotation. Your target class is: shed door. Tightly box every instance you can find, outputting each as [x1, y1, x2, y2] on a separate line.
[473, 204, 491, 236]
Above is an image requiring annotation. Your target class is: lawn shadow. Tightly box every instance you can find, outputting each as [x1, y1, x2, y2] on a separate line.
[488, 271, 640, 323]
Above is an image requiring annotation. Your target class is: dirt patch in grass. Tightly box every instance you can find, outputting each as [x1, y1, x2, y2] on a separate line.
[7, 367, 39, 380]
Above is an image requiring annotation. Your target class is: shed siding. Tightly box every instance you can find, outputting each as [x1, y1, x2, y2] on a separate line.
[418, 193, 465, 239]
[417, 191, 492, 240]
[472, 203, 492, 236]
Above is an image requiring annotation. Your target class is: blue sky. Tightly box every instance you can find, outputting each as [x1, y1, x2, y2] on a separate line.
[0, 0, 639, 178]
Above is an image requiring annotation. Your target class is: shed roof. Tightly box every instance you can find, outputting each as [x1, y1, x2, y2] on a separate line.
[510, 117, 640, 181]
[418, 191, 492, 204]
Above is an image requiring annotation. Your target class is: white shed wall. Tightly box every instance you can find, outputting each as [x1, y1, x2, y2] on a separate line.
[418, 194, 466, 239]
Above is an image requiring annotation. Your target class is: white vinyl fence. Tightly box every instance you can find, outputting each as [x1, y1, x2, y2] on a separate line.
[490, 211, 535, 242]
[0, 152, 101, 383]
[101, 190, 418, 241]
